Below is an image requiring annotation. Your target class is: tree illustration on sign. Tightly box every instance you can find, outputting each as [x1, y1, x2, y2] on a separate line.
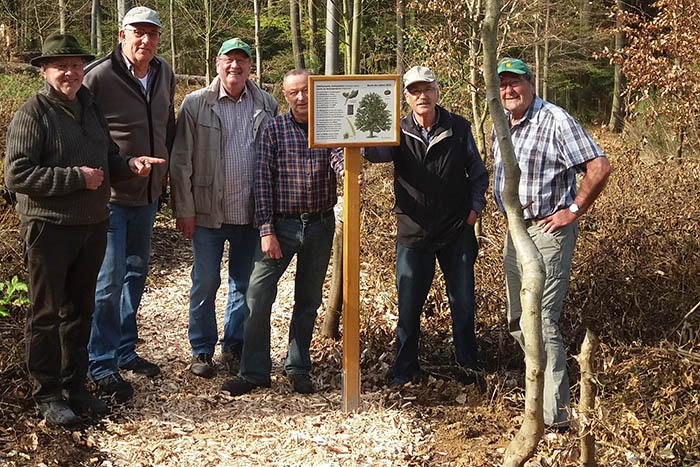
[354, 92, 392, 138]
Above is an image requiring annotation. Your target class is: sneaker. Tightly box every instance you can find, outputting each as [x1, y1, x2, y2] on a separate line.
[221, 377, 269, 396]
[94, 373, 134, 403]
[190, 353, 215, 379]
[290, 374, 314, 394]
[119, 355, 160, 377]
[219, 348, 241, 376]
[37, 400, 78, 426]
[65, 386, 108, 415]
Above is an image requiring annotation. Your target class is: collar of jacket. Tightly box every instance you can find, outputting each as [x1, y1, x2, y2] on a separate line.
[39, 82, 96, 109]
[107, 44, 162, 95]
[203, 76, 271, 111]
[401, 104, 454, 150]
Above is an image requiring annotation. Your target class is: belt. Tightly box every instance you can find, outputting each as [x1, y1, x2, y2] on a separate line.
[275, 208, 333, 223]
[524, 218, 540, 227]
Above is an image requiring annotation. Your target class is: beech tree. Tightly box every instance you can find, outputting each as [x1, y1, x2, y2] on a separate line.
[355, 92, 391, 137]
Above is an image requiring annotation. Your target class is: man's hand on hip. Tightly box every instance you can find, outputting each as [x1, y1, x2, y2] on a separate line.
[261, 234, 282, 259]
[538, 209, 577, 233]
[176, 217, 195, 239]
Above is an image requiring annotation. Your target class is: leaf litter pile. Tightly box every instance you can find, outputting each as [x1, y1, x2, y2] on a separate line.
[0, 129, 699, 465]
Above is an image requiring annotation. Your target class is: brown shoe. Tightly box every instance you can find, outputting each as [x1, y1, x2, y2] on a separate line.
[190, 353, 215, 378]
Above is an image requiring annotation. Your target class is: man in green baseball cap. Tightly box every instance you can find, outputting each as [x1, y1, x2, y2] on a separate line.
[496, 57, 532, 76]
[217, 37, 252, 58]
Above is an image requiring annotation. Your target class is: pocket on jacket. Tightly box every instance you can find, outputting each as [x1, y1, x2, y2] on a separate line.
[192, 175, 214, 214]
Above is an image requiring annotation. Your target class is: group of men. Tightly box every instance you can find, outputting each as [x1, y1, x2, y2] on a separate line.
[5, 4, 610, 432]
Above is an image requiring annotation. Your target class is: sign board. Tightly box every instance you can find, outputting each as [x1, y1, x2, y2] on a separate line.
[308, 75, 401, 148]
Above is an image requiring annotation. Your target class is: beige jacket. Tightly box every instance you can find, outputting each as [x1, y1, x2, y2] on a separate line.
[170, 78, 278, 228]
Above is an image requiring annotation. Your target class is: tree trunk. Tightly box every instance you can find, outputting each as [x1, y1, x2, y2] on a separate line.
[542, 4, 550, 101]
[169, 0, 176, 72]
[483, 0, 546, 465]
[117, 0, 130, 24]
[58, 0, 66, 33]
[396, 0, 405, 76]
[204, 0, 212, 83]
[534, 13, 540, 96]
[350, 0, 361, 73]
[577, 329, 600, 467]
[324, 0, 339, 74]
[608, 0, 625, 133]
[343, 0, 352, 74]
[254, 0, 262, 84]
[308, 0, 320, 72]
[290, 0, 305, 69]
[91, 0, 103, 53]
[322, 219, 344, 339]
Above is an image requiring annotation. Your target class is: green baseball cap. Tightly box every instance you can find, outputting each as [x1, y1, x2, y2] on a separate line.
[217, 38, 251, 58]
[497, 57, 532, 76]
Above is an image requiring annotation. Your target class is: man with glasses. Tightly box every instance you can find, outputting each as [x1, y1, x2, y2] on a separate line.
[83, 6, 176, 402]
[363, 66, 489, 387]
[221, 69, 344, 397]
[491, 57, 611, 431]
[170, 38, 278, 379]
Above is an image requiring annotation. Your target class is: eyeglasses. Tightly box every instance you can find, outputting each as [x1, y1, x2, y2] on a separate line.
[124, 26, 161, 40]
[218, 56, 250, 66]
[405, 86, 435, 96]
[499, 78, 527, 90]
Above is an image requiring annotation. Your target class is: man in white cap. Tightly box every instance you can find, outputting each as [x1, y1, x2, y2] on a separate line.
[83, 6, 176, 402]
[170, 38, 278, 379]
[364, 66, 488, 387]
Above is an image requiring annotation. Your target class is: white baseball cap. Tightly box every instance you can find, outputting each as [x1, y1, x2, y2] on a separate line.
[403, 66, 436, 90]
[122, 6, 162, 28]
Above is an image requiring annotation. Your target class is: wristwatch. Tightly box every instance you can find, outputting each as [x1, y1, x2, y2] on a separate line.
[569, 203, 580, 215]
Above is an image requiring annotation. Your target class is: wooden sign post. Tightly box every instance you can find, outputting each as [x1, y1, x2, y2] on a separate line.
[308, 74, 400, 412]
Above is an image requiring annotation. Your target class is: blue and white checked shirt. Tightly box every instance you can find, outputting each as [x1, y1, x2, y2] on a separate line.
[219, 83, 256, 224]
[491, 96, 605, 219]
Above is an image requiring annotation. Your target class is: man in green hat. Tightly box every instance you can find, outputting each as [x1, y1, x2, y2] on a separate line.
[170, 38, 277, 379]
[491, 57, 611, 431]
[5, 33, 164, 425]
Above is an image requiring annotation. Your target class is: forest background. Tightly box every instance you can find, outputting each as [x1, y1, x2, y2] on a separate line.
[0, 0, 699, 465]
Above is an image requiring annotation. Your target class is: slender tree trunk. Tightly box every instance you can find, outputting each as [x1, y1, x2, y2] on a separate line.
[322, 219, 344, 339]
[577, 329, 600, 467]
[396, 0, 405, 76]
[350, 0, 361, 73]
[608, 0, 625, 132]
[290, 0, 305, 68]
[91, 0, 102, 52]
[169, 0, 176, 72]
[254, 0, 262, 84]
[483, 0, 546, 465]
[325, 0, 339, 74]
[117, 0, 130, 24]
[542, 4, 550, 101]
[343, 0, 353, 74]
[58, 0, 66, 33]
[308, 0, 320, 72]
[534, 13, 541, 96]
[204, 0, 212, 83]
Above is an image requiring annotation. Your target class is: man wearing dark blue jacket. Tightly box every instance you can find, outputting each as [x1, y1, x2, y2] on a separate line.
[364, 66, 489, 386]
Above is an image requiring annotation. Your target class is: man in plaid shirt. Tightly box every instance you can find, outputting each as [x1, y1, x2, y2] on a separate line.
[222, 69, 343, 396]
[491, 58, 611, 431]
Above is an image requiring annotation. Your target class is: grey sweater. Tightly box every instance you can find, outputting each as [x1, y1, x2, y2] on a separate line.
[4, 84, 134, 225]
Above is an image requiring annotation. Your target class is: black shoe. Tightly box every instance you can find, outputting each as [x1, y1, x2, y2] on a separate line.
[547, 424, 570, 434]
[221, 377, 269, 396]
[94, 373, 134, 403]
[66, 387, 108, 415]
[456, 366, 480, 386]
[219, 348, 241, 376]
[290, 374, 314, 394]
[190, 353, 215, 379]
[119, 355, 160, 377]
[37, 400, 78, 426]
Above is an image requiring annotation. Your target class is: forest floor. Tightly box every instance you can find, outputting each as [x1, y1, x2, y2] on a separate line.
[1, 130, 699, 466]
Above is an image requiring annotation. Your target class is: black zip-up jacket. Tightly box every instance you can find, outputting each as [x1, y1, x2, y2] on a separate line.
[364, 105, 489, 251]
[83, 45, 176, 206]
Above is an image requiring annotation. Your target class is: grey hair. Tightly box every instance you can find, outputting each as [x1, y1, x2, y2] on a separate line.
[283, 68, 311, 82]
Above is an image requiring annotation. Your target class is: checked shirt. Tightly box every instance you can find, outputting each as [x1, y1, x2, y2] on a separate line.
[256, 112, 344, 236]
[491, 96, 604, 220]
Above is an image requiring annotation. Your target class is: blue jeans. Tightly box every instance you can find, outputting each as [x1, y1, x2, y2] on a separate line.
[504, 221, 578, 426]
[239, 214, 334, 385]
[88, 201, 158, 380]
[188, 223, 258, 356]
[394, 225, 479, 383]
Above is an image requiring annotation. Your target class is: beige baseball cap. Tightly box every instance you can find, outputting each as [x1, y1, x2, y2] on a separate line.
[403, 66, 436, 90]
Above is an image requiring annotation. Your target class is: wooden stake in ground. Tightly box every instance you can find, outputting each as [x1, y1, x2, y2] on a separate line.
[482, 0, 547, 464]
[342, 147, 361, 412]
[577, 329, 600, 466]
[322, 219, 343, 339]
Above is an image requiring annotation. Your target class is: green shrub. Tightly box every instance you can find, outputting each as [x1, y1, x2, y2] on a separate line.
[0, 276, 30, 317]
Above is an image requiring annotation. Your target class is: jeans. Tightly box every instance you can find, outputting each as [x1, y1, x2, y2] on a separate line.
[239, 214, 334, 385]
[393, 225, 479, 383]
[504, 220, 578, 426]
[188, 223, 258, 356]
[88, 201, 158, 380]
[22, 220, 108, 401]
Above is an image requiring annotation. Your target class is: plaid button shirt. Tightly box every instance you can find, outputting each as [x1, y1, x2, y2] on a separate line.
[256, 112, 344, 236]
[491, 96, 605, 219]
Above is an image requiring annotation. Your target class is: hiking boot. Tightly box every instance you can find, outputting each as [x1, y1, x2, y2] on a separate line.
[94, 373, 134, 403]
[290, 374, 314, 394]
[65, 386, 108, 415]
[190, 353, 215, 379]
[221, 377, 270, 396]
[119, 355, 160, 377]
[219, 348, 241, 376]
[37, 400, 78, 426]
